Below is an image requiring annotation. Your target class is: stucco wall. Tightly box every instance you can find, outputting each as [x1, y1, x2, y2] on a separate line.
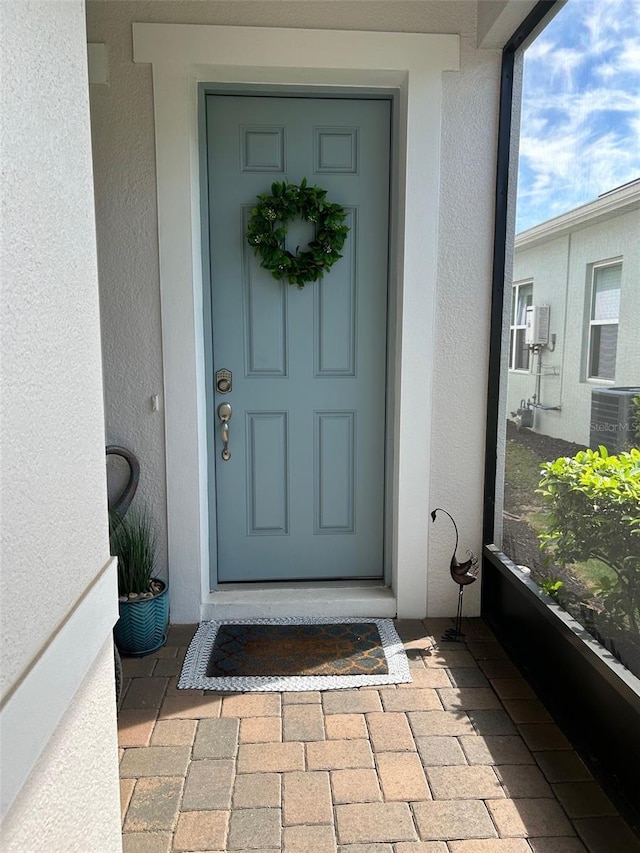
[2, 0, 112, 693]
[509, 207, 640, 446]
[87, 0, 502, 616]
[1, 641, 122, 852]
[1, 0, 121, 844]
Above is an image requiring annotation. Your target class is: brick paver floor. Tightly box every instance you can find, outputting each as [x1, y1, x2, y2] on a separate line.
[118, 619, 640, 853]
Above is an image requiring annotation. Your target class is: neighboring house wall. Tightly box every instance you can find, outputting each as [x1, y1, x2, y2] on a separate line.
[1, 1, 121, 848]
[87, 1, 505, 618]
[508, 188, 640, 447]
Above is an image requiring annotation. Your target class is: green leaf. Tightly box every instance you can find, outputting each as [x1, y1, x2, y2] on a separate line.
[245, 180, 350, 288]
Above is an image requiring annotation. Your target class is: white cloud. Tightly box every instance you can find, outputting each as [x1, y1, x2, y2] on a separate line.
[516, 0, 640, 231]
[619, 40, 640, 72]
[524, 43, 585, 90]
[524, 38, 553, 62]
[594, 61, 621, 81]
[582, 4, 622, 54]
[522, 87, 640, 123]
[517, 121, 640, 228]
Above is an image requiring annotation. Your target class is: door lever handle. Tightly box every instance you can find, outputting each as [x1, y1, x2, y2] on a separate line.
[217, 402, 232, 461]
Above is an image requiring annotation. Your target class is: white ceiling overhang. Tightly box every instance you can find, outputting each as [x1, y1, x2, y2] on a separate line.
[477, 0, 543, 49]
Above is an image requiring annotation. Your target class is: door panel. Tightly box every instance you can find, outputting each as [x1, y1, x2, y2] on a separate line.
[207, 95, 390, 582]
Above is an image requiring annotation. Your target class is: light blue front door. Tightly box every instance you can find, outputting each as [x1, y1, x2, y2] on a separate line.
[207, 94, 390, 582]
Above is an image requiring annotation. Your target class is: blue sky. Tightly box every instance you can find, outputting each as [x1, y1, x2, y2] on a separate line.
[516, 0, 640, 233]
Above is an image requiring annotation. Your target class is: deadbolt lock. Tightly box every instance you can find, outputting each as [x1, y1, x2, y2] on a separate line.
[216, 368, 232, 394]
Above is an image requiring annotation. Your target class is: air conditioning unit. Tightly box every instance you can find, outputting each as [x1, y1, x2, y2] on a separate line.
[525, 305, 550, 346]
[590, 387, 640, 453]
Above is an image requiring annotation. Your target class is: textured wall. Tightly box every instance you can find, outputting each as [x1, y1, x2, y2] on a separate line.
[429, 23, 501, 616]
[1, 641, 122, 852]
[510, 208, 640, 445]
[1, 0, 121, 844]
[87, 0, 502, 616]
[2, 0, 111, 695]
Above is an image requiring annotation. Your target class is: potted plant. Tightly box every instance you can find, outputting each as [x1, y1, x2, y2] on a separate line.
[110, 507, 169, 656]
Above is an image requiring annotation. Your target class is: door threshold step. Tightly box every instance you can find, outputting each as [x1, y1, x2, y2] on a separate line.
[201, 583, 396, 621]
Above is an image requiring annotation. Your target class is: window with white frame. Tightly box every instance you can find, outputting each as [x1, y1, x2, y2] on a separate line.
[588, 262, 621, 381]
[510, 281, 533, 371]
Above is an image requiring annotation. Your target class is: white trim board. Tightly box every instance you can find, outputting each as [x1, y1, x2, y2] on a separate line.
[133, 24, 460, 622]
[0, 558, 119, 819]
[516, 180, 640, 250]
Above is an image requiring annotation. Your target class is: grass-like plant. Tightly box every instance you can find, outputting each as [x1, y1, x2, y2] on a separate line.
[109, 508, 158, 597]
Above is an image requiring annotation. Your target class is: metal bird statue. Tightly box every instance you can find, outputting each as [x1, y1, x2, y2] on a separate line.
[431, 508, 478, 641]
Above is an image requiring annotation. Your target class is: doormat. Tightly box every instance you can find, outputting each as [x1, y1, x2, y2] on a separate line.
[178, 617, 412, 692]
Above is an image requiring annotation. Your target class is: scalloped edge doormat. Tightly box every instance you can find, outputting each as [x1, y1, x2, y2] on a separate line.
[178, 617, 412, 692]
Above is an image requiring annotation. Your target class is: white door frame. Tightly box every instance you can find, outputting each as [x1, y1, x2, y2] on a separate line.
[133, 24, 460, 622]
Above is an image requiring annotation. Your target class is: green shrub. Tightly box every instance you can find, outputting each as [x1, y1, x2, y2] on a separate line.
[632, 394, 640, 445]
[539, 578, 564, 600]
[537, 446, 640, 632]
[110, 508, 157, 596]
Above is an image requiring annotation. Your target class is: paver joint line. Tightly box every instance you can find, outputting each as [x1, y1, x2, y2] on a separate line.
[115, 620, 638, 852]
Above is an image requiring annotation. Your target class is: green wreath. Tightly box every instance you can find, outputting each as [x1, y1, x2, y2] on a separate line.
[246, 179, 350, 288]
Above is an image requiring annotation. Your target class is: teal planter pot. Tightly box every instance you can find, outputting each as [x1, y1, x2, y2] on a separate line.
[114, 581, 169, 657]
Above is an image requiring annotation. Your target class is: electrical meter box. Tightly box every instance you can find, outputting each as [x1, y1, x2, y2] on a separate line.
[525, 305, 550, 346]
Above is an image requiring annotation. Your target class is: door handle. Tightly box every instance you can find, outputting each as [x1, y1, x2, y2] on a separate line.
[217, 402, 232, 461]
